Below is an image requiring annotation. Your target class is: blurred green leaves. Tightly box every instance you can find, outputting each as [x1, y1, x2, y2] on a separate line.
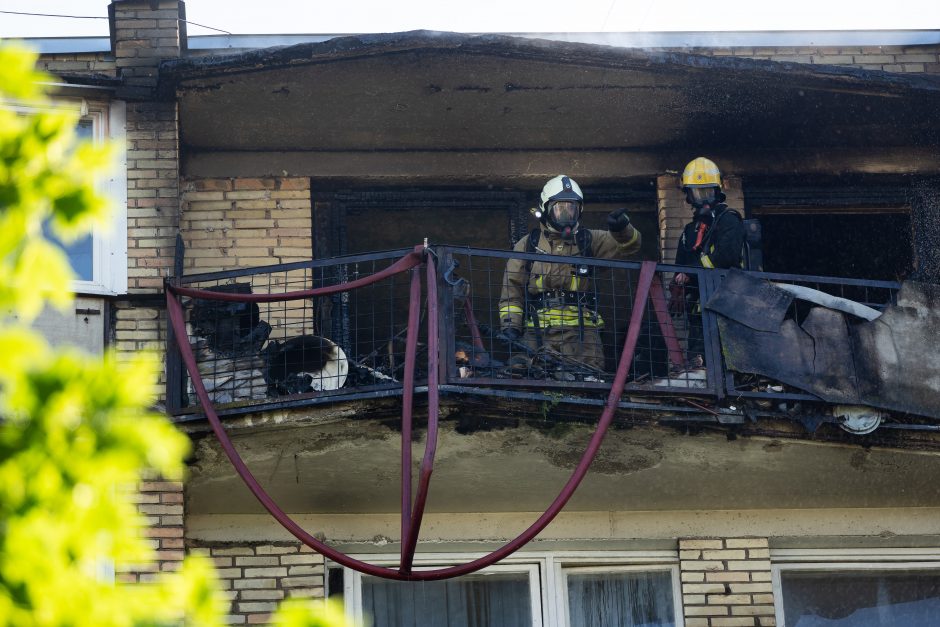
[0, 42, 110, 321]
[0, 42, 353, 627]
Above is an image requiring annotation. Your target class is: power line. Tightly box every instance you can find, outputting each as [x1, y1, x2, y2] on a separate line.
[0, 10, 231, 35]
[0, 10, 106, 19]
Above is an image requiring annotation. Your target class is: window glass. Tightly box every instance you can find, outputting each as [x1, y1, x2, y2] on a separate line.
[42, 118, 95, 281]
[567, 570, 676, 627]
[781, 570, 940, 626]
[361, 572, 532, 627]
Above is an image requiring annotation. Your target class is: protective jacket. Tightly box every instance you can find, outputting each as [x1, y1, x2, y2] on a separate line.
[498, 224, 641, 332]
[675, 203, 745, 271]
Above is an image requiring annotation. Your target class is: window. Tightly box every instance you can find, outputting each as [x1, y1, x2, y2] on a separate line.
[356, 566, 539, 627]
[773, 551, 940, 627]
[335, 552, 681, 627]
[563, 566, 678, 627]
[7, 95, 128, 295]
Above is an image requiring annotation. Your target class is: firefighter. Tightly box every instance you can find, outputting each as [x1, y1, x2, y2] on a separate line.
[497, 175, 642, 377]
[670, 157, 746, 368]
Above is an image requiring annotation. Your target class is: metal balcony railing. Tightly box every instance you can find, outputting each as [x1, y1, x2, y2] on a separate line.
[165, 245, 900, 419]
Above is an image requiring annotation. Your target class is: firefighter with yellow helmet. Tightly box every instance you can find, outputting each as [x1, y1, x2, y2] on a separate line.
[671, 157, 746, 367]
[497, 175, 642, 377]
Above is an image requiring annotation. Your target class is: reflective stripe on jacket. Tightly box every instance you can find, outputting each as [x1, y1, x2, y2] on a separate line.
[498, 225, 641, 330]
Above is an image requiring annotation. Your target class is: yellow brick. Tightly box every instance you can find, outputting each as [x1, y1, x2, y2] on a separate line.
[729, 583, 773, 594]
[185, 191, 225, 201]
[727, 560, 772, 572]
[685, 606, 728, 616]
[275, 200, 310, 210]
[682, 560, 725, 572]
[703, 550, 746, 560]
[225, 190, 270, 200]
[731, 605, 775, 616]
[233, 200, 277, 210]
[710, 618, 756, 627]
[684, 583, 726, 594]
[226, 210, 268, 219]
[270, 189, 310, 198]
[724, 539, 769, 549]
[680, 539, 724, 550]
[706, 572, 750, 583]
[708, 594, 752, 605]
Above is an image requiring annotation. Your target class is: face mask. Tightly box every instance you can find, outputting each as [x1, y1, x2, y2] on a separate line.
[546, 200, 581, 239]
[686, 187, 718, 209]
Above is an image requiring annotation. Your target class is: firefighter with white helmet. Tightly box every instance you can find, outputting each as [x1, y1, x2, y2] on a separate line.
[670, 157, 746, 368]
[497, 175, 642, 376]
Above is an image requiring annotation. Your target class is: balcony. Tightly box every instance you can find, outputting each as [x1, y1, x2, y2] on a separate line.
[165, 245, 937, 441]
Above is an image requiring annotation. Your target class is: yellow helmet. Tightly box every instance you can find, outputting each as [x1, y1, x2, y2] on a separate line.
[681, 157, 722, 189]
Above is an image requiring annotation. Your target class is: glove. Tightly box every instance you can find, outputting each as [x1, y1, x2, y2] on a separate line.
[668, 282, 686, 317]
[497, 327, 523, 343]
[606, 207, 631, 232]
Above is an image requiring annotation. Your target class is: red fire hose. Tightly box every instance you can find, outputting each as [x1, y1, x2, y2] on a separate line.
[166, 246, 657, 581]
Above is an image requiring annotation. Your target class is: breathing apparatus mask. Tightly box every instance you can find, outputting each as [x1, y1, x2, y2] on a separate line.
[545, 199, 581, 240]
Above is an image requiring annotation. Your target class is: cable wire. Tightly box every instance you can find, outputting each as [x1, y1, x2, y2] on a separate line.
[0, 10, 232, 35]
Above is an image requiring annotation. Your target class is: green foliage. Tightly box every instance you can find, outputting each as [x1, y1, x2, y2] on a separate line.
[0, 42, 352, 627]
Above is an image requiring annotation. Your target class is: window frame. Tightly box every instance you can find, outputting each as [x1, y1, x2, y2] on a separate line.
[771, 548, 940, 627]
[557, 562, 683, 627]
[337, 550, 681, 627]
[4, 94, 128, 295]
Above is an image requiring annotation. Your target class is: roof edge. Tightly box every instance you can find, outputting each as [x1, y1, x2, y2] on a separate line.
[157, 30, 940, 97]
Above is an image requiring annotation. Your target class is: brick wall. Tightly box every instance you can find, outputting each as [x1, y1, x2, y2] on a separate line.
[180, 177, 312, 273]
[680, 538, 775, 627]
[190, 542, 326, 625]
[681, 44, 940, 73]
[112, 0, 184, 100]
[118, 480, 185, 583]
[124, 103, 180, 292]
[38, 53, 116, 75]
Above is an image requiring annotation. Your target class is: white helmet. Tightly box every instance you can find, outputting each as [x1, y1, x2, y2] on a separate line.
[537, 175, 583, 238]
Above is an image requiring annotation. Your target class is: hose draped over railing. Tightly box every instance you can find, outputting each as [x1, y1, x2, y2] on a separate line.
[165, 244, 658, 581]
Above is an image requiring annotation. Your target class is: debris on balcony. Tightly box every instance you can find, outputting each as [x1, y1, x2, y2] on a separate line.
[262, 335, 348, 395]
[188, 283, 271, 404]
[709, 270, 940, 418]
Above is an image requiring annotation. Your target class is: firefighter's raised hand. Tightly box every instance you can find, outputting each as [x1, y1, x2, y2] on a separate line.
[606, 207, 631, 232]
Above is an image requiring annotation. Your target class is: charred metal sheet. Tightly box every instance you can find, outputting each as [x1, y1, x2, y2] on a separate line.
[801, 307, 860, 402]
[853, 281, 940, 417]
[711, 275, 940, 418]
[704, 270, 792, 332]
[717, 317, 818, 394]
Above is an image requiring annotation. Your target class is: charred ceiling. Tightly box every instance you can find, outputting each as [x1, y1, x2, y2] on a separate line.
[159, 31, 940, 180]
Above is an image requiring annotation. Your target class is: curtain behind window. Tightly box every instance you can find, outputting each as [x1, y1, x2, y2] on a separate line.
[362, 572, 532, 627]
[567, 570, 676, 627]
[782, 571, 940, 626]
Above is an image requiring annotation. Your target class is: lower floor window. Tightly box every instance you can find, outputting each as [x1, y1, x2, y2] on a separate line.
[565, 568, 676, 627]
[362, 570, 534, 627]
[779, 568, 940, 626]
[338, 555, 680, 627]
